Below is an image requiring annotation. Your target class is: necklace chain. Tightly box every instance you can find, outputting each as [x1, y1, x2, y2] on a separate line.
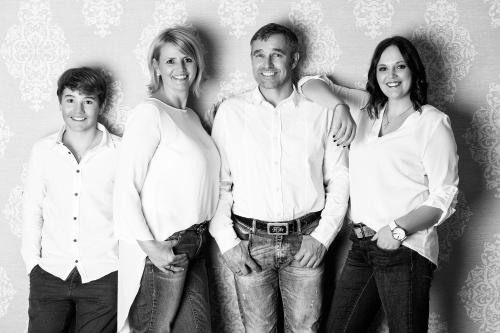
[383, 104, 414, 129]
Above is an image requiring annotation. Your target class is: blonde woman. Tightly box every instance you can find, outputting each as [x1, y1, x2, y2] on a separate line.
[114, 27, 220, 333]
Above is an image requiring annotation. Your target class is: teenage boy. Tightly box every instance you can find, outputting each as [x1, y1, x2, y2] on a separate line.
[22, 67, 119, 333]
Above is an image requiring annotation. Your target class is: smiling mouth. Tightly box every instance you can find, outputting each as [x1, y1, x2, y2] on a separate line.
[172, 74, 189, 80]
[386, 81, 401, 87]
[261, 71, 277, 77]
[70, 116, 86, 121]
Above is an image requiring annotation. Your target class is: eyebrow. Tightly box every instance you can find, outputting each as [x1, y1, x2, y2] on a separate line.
[252, 48, 286, 55]
[377, 60, 406, 66]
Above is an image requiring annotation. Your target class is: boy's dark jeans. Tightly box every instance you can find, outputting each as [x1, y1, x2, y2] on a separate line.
[28, 266, 117, 333]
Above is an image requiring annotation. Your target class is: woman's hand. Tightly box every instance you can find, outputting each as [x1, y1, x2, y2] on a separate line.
[138, 239, 189, 273]
[332, 104, 356, 147]
[371, 225, 401, 250]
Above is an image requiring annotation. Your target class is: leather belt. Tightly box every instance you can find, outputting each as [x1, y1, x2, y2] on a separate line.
[352, 223, 376, 239]
[232, 211, 321, 236]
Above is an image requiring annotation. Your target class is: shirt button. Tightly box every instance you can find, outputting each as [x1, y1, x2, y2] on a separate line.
[74, 193, 78, 196]
[73, 239, 77, 242]
[75, 260, 78, 263]
[67, 152, 71, 155]
[76, 170, 80, 173]
[73, 217, 77, 220]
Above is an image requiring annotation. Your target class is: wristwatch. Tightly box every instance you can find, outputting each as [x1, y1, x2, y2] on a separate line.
[389, 220, 407, 241]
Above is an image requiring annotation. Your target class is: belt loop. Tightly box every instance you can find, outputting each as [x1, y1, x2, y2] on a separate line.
[296, 217, 301, 234]
[251, 219, 256, 234]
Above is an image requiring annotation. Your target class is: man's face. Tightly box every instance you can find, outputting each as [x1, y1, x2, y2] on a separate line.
[59, 88, 100, 133]
[250, 34, 299, 93]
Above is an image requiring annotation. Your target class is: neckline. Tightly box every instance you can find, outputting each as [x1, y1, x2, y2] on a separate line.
[146, 97, 188, 113]
[376, 104, 416, 138]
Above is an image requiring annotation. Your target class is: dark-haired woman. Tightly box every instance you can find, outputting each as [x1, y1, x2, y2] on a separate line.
[299, 36, 459, 332]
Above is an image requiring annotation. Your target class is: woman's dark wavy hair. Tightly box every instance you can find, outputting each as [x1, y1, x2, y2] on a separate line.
[363, 36, 428, 119]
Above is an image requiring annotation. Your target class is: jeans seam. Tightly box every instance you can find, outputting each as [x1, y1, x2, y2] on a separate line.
[343, 271, 375, 333]
[147, 264, 157, 333]
[186, 292, 201, 332]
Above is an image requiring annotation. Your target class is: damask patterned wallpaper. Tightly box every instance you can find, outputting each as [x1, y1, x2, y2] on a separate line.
[0, 0, 498, 332]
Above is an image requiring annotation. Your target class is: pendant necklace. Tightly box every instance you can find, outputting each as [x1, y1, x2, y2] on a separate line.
[383, 104, 414, 130]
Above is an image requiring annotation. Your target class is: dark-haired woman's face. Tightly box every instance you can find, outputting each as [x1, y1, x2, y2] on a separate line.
[376, 45, 412, 101]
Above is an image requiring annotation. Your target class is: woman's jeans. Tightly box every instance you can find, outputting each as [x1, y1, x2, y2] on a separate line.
[326, 231, 436, 333]
[128, 222, 211, 333]
[230, 217, 323, 333]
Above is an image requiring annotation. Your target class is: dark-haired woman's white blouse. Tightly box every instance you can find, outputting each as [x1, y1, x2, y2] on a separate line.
[298, 76, 459, 265]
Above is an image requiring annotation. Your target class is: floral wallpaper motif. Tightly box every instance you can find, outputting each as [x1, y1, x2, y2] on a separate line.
[217, 0, 262, 39]
[80, 0, 125, 38]
[459, 234, 500, 333]
[0, 0, 71, 112]
[484, 0, 500, 28]
[464, 76, 500, 198]
[289, 0, 341, 76]
[412, 0, 477, 108]
[0, 111, 13, 159]
[133, 0, 188, 77]
[0, 267, 16, 319]
[349, 0, 399, 39]
[2, 164, 27, 238]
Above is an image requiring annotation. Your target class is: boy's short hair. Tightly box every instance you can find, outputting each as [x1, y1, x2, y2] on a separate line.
[56, 67, 107, 107]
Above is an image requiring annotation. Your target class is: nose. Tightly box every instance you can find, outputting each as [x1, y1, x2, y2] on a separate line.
[179, 60, 186, 72]
[264, 56, 273, 69]
[390, 67, 397, 77]
[78, 101, 86, 114]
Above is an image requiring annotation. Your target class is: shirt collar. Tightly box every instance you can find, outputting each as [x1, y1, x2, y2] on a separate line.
[251, 85, 301, 107]
[53, 122, 115, 149]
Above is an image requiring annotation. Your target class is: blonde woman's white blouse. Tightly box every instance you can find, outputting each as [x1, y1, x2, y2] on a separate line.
[298, 76, 459, 265]
[114, 98, 220, 331]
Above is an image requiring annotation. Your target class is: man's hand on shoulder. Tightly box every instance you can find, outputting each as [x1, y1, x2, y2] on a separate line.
[294, 235, 326, 268]
[222, 241, 261, 276]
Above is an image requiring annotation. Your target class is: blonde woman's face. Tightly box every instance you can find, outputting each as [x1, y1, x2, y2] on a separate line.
[154, 42, 197, 94]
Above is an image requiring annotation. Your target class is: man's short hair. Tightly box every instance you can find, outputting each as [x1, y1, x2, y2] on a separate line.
[56, 67, 107, 107]
[250, 23, 299, 54]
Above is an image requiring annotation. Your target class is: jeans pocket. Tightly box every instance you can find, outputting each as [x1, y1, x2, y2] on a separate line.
[174, 231, 202, 260]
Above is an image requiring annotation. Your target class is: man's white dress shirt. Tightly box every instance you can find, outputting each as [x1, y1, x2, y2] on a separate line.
[298, 76, 459, 265]
[210, 87, 350, 254]
[113, 98, 220, 331]
[21, 123, 119, 283]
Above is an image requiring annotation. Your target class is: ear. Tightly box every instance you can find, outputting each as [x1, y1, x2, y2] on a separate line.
[152, 59, 160, 73]
[291, 52, 300, 70]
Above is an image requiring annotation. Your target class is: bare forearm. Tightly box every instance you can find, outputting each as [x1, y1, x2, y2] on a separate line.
[395, 206, 443, 234]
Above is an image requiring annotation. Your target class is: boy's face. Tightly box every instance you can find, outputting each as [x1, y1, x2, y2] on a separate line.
[59, 88, 100, 133]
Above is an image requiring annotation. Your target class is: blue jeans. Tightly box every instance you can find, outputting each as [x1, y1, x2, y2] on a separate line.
[230, 217, 323, 333]
[128, 222, 211, 333]
[28, 266, 117, 333]
[325, 231, 436, 333]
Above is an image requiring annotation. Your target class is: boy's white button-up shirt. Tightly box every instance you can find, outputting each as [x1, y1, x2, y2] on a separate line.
[21, 123, 119, 283]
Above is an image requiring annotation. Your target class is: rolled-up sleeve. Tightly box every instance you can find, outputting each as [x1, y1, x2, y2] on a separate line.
[113, 104, 160, 242]
[421, 114, 459, 225]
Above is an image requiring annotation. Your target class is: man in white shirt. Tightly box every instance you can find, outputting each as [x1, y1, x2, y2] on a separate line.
[21, 67, 119, 333]
[210, 23, 350, 332]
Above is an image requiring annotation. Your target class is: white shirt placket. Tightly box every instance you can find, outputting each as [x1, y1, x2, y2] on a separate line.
[70, 152, 81, 267]
[271, 106, 284, 221]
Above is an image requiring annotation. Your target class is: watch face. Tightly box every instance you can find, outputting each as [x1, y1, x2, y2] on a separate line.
[392, 227, 406, 241]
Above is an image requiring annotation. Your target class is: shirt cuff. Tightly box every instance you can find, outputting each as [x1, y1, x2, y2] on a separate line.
[310, 217, 343, 249]
[210, 225, 241, 254]
[421, 186, 458, 225]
